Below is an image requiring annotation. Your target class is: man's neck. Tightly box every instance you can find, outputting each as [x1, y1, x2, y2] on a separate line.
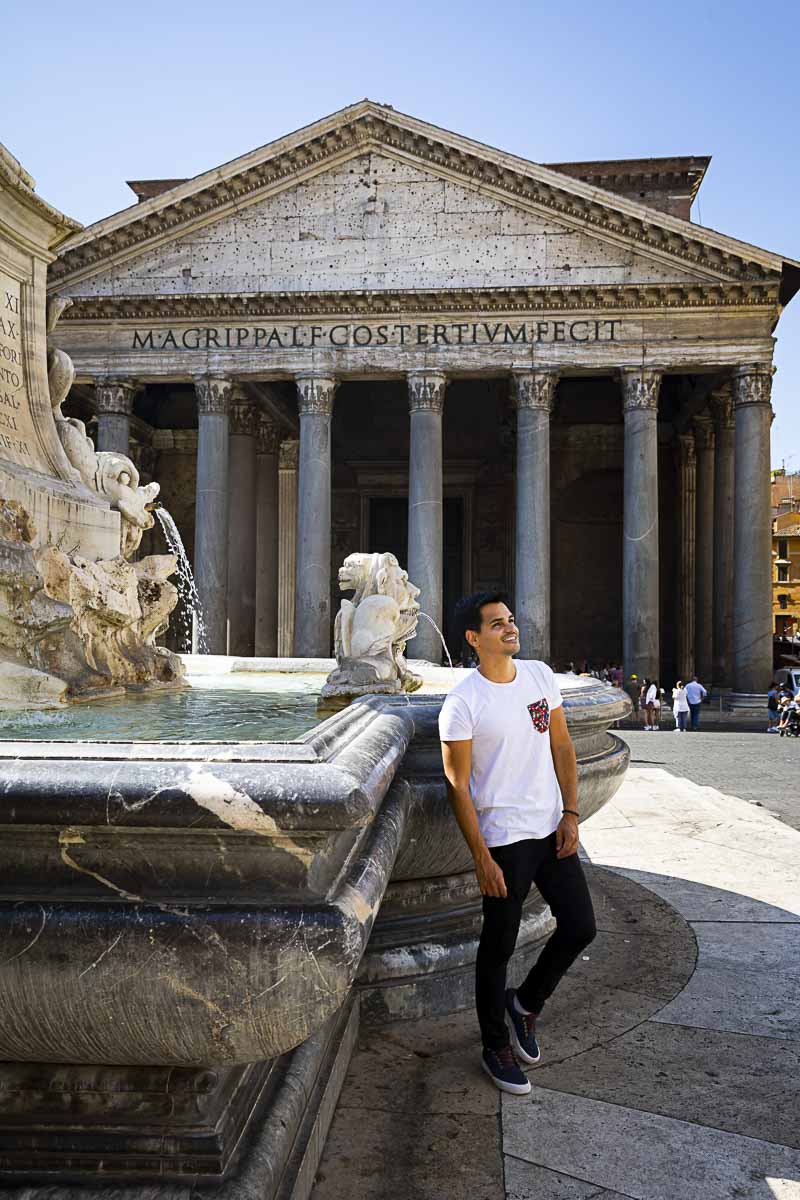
[477, 655, 518, 684]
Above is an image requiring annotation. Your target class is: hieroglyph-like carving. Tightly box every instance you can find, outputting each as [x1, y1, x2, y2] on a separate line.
[322, 552, 423, 699]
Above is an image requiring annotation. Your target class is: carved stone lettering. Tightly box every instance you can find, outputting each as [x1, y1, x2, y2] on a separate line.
[0, 270, 35, 466]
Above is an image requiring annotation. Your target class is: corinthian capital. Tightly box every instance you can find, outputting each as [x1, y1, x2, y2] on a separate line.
[676, 429, 696, 468]
[257, 414, 280, 456]
[279, 438, 299, 470]
[195, 376, 233, 416]
[407, 371, 447, 413]
[693, 413, 715, 452]
[732, 363, 775, 408]
[512, 370, 559, 413]
[229, 393, 258, 437]
[710, 382, 734, 431]
[620, 368, 662, 412]
[296, 375, 337, 417]
[94, 378, 138, 415]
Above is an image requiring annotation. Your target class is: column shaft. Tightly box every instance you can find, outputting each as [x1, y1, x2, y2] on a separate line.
[694, 415, 715, 685]
[733, 365, 774, 694]
[676, 432, 696, 678]
[95, 379, 137, 455]
[407, 372, 446, 663]
[621, 369, 662, 682]
[193, 378, 232, 654]
[712, 388, 735, 689]
[226, 395, 258, 656]
[255, 417, 280, 657]
[294, 377, 336, 658]
[278, 439, 299, 656]
[513, 371, 557, 661]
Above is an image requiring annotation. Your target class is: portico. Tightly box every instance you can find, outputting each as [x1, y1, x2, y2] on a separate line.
[48, 100, 799, 694]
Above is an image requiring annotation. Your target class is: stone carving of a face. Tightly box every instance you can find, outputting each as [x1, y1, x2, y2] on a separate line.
[338, 553, 370, 594]
[94, 452, 160, 559]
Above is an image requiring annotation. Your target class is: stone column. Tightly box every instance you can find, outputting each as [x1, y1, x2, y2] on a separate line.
[226, 392, 258, 656]
[621, 368, 662, 682]
[513, 369, 558, 661]
[407, 371, 447, 663]
[693, 413, 715, 685]
[255, 415, 280, 657]
[676, 431, 696, 679]
[94, 378, 138, 454]
[294, 376, 337, 658]
[733, 364, 774, 696]
[193, 377, 232, 654]
[278, 439, 299, 657]
[712, 385, 735, 690]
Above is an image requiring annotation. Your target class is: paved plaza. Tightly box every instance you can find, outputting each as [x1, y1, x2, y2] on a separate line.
[313, 743, 800, 1200]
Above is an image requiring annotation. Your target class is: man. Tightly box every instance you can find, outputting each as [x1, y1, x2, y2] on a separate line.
[438, 591, 596, 1096]
[685, 675, 708, 731]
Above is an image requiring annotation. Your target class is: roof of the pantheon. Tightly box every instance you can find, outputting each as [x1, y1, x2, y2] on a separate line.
[48, 99, 800, 302]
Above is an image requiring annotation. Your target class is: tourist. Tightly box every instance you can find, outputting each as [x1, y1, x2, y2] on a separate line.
[767, 681, 780, 732]
[685, 675, 708, 730]
[438, 592, 595, 1097]
[639, 678, 650, 728]
[645, 678, 659, 730]
[672, 680, 690, 732]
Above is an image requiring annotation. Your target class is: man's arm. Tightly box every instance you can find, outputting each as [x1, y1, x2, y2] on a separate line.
[440, 739, 507, 898]
[549, 706, 579, 859]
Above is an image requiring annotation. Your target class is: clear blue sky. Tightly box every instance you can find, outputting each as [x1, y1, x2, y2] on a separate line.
[10, 0, 799, 465]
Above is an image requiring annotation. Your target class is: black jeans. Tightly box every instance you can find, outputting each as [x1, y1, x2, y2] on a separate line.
[689, 701, 701, 731]
[475, 833, 596, 1051]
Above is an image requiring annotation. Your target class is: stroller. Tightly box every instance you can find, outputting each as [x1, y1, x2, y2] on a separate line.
[778, 703, 800, 737]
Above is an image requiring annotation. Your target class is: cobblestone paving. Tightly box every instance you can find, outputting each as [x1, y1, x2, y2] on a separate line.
[618, 727, 800, 833]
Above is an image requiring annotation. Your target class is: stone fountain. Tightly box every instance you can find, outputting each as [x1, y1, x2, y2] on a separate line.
[0, 142, 183, 706]
[0, 142, 633, 1199]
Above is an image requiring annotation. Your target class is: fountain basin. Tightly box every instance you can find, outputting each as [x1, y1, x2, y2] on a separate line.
[0, 664, 631, 1184]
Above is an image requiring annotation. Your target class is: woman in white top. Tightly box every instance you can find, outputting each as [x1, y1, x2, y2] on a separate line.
[672, 680, 689, 732]
[645, 680, 659, 731]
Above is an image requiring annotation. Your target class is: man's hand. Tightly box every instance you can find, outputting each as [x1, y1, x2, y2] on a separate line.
[556, 813, 579, 859]
[475, 853, 507, 898]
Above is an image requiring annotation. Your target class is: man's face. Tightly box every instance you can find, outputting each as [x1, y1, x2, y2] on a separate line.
[467, 602, 519, 657]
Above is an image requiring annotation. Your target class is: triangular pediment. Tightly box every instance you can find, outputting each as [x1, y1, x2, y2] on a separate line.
[50, 100, 790, 298]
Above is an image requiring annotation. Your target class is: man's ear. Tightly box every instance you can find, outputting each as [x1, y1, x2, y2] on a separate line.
[465, 629, 478, 650]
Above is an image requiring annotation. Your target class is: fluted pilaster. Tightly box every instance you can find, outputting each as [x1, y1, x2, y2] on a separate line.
[621, 368, 662, 682]
[294, 375, 337, 657]
[407, 370, 447, 662]
[513, 369, 558, 661]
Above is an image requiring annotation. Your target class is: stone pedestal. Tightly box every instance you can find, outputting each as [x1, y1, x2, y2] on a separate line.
[676, 431, 696, 679]
[407, 371, 446, 663]
[94, 378, 137, 455]
[513, 370, 557, 662]
[621, 369, 662, 683]
[294, 376, 336, 658]
[193, 377, 232, 654]
[226, 393, 258, 656]
[255, 416, 280, 657]
[278, 439, 299, 657]
[732, 364, 774, 695]
[694, 414, 715, 685]
[712, 386, 735, 690]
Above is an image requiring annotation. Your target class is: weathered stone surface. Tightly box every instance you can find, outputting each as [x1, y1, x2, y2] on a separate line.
[323, 551, 423, 698]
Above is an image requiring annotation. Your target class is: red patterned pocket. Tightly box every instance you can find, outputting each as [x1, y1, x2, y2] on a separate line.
[527, 698, 550, 732]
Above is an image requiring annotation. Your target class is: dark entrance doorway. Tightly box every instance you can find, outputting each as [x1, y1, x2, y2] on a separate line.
[368, 497, 464, 660]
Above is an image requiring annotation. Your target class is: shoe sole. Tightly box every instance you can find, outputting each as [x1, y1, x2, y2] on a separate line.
[508, 1021, 541, 1066]
[481, 1058, 531, 1095]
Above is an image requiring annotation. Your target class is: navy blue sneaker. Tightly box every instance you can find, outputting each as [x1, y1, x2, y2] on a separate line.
[505, 988, 541, 1065]
[481, 1045, 531, 1095]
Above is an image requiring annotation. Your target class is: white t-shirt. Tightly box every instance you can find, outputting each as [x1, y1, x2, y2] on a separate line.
[438, 659, 564, 848]
[646, 683, 658, 705]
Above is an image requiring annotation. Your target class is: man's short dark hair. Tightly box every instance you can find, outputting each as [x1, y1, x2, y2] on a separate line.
[453, 590, 511, 660]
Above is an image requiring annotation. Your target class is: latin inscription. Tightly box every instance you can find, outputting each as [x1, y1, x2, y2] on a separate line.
[0, 271, 34, 463]
[130, 319, 622, 352]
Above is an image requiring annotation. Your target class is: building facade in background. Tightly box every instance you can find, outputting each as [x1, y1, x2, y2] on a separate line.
[48, 102, 800, 694]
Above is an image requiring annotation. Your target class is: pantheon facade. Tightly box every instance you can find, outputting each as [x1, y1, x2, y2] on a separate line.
[49, 101, 799, 695]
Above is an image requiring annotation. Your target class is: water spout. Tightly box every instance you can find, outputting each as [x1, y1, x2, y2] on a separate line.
[154, 508, 208, 653]
[417, 611, 455, 669]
